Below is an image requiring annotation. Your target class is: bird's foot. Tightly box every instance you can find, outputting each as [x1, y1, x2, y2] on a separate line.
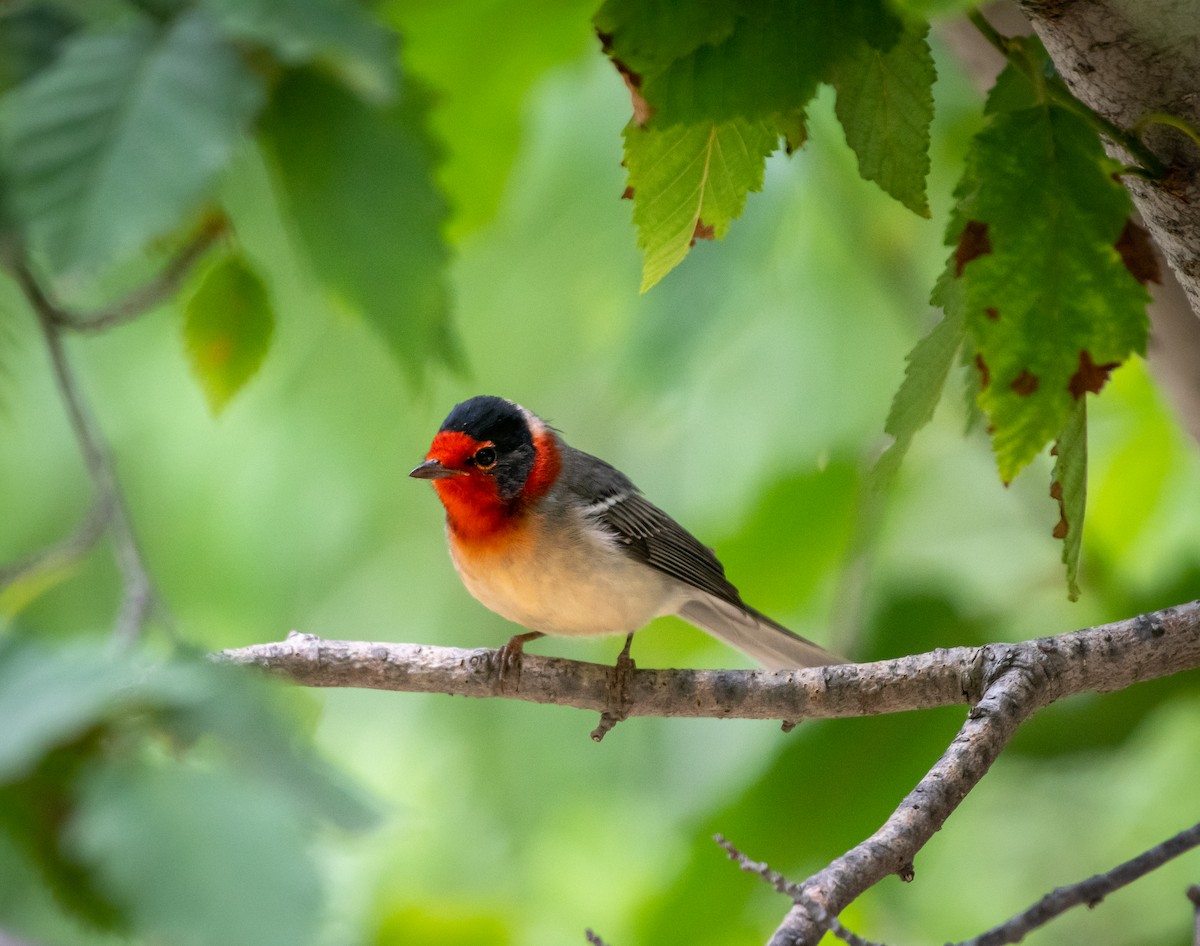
[495, 631, 545, 690]
[591, 633, 636, 743]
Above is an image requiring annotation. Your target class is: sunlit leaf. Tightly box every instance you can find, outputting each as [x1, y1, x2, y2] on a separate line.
[2, 11, 263, 277]
[184, 253, 275, 414]
[831, 22, 935, 216]
[624, 119, 776, 291]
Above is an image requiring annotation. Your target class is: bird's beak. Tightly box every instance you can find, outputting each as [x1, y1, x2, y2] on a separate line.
[409, 458, 464, 480]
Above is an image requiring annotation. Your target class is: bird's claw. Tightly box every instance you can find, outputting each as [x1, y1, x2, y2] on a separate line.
[495, 631, 544, 691]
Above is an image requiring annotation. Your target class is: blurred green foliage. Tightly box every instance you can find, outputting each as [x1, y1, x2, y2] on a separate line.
[0, 1, 1198, 946]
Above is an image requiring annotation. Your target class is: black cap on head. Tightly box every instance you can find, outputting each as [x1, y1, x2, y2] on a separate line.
[440, 396, 536, 499]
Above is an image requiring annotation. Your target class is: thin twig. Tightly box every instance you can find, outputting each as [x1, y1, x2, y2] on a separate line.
[955, 821, 1200, 946]
[584, 929, 611, 946]
[1186, 885, 1200, 946]
[13, 259, 160, 645]
[45, 213, 226, 333]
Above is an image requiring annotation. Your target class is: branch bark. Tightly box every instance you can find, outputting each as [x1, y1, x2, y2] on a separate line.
[219, 600, 1200, 724]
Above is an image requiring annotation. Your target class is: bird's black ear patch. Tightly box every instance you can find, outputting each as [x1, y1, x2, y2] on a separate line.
[440, 396, 536, 500]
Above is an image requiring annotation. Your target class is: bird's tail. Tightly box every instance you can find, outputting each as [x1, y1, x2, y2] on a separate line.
[677, 595, 844, 669]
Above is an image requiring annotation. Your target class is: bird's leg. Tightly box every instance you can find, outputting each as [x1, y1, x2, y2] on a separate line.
[591, 633, 637, 742]
[496, 630, 545, 689]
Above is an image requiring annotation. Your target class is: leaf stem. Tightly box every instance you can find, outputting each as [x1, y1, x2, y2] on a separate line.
[966, 10, 1166, 179]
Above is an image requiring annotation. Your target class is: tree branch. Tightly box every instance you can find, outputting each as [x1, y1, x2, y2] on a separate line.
[955, 821, 1200, 946]
[219, 600, 1199, 946]
[219, 600, 1200, 723]
[11, 259, 161, 645]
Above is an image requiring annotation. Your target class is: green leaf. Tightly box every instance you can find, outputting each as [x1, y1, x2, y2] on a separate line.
[184, 253, 275, 414]
[831, 22, 935, 216]
[624, 118, 776, 291]
[259, 69, 456, 376]
[1, 11, 264, 277]
[0, 638, 133, 783]
[948, 65, 1149, 483]
[1051, 397, 1086, 600]
[593, 0, 742, 75]
[873, 303, 965, 487]
[0, 4, 78, 93]
[198, 0, 397, 102]
[69, 760, 323, 946]
[638, 0, 902, 126]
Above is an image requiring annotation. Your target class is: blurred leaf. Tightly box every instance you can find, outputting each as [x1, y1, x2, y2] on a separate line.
[259, 69, 456, 377]
[1, 11, 264, 277]
[887, 0, 977, 16]
[0, 731, 124, 929]
[69, 759, 323, 946]
[0, 4, 78, 93]
[199, 0, 397, 102]
[1050, 397, 1086, 600]
[0, 638, 134, 782]
[184, 253, 275, 414]
[873, 304, 965, 487]
[830, 22, 934, 216]
[624, 118, 776, 291]
[946, 56, 1148, 483]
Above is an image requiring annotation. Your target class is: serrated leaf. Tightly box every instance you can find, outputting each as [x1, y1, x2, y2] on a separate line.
[69, 760, 323, 946]
[624, 118, 776, 291]
[198, 0, 397, 102]
[184, 253, 274, 414]
[1051, 396, 1086, 600]
[640, 0, 901, 126]
[949, 64, 1149, 483]
[831, 23, 935, 216]
[1, 12, 264, 277]
[259, 69, 456, 377]
[873, 304, 965, 487]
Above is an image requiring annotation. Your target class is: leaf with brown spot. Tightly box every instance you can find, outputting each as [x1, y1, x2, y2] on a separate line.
[621, 185, 634, 200]
[691, 219, 715, 244]
[974, 352, 990, 388]
[1010, 369, 1038, 396]
[611, 58, 654, 126]
[1068, 349, 1120, 399]
[954, 220, 990, 277]
[984, 307, 998, 321]
[1114, 218, 1160, 285]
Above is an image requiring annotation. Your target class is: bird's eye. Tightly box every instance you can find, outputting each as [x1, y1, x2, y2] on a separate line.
[472, 446, 497, 470]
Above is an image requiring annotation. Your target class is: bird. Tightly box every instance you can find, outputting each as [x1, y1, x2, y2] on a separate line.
[410, 395, 842, 670]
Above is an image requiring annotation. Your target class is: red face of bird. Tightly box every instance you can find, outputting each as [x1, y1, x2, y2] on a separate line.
[410, 396, 561, 536]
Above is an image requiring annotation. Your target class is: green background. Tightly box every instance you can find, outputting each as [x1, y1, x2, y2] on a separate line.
[2, 11, 1199, 946]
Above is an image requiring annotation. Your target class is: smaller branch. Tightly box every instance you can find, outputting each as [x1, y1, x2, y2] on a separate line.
[45, 213, 226, 333]
[13, 258, 161, 645]
[0, 498, 113, 595]
[957, 822, 1200, 946]
[1187, 885, 1200, 946]
[715, 836, 884, 946]
[584, 930, 611, 946]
